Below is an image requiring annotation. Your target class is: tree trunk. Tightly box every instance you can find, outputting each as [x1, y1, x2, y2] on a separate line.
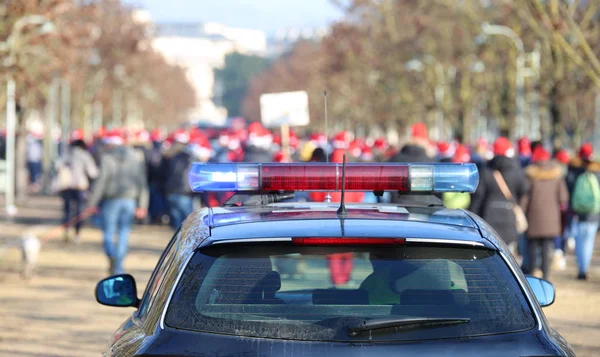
[549, 85, 561, 148]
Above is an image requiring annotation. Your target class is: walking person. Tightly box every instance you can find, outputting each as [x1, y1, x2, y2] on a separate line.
[521, 147, 569, 279]
[55, 139, 99, 243]
[566, 143, 600, 280]
[159, 130, 195, 230]
[88, 129, 148, 275]
[470, 137, 529, 253]
[26, 131, 43, 192]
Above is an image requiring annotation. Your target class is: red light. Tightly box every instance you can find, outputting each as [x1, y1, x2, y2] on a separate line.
[261, 164, 409, 191]
[292, 237, 406, 246]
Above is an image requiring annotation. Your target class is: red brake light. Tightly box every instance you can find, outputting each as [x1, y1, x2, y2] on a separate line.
[261, 164, 410, 192]
[292, 237, 406, 246]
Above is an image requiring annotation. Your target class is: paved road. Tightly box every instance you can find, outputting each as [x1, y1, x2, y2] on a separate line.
[1, 196, 599, 356]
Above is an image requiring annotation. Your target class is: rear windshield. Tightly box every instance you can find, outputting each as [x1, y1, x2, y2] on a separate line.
[165, 244, 535, 342]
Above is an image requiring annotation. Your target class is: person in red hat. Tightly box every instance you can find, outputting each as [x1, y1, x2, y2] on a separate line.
[436, 141, 456, 162]
[147, 129, 168, 225]
[243, 122, 273, 163]
[158, 128, 199, 231]
[470, 136, 529, 252]
[566, 142, 600, 280]
[517, 137, 532, 168]
[388, 123, 436, 205]
[88, 128, 149, 275]
[389, 122, 436, 164]
[521, 146, 569, 279]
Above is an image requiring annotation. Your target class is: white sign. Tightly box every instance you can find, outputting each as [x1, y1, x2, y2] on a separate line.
[260, 91, 310, 127]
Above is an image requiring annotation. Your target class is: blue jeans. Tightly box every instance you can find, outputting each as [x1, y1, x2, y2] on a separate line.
[27, 161, 42, 184]
[166, 194, 194, 230]
[148, 183, 167, 220]
[573, 221, 599, 274]
[101, 198, 136, 274]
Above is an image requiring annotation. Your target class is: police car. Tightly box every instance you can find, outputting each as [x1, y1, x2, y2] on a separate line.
[96, 162, 574, 357]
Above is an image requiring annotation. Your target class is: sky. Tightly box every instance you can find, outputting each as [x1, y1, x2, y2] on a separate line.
[127, 0, 344, 35]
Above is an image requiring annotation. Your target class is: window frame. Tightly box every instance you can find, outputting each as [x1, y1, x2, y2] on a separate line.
[134, 228, 181, 323]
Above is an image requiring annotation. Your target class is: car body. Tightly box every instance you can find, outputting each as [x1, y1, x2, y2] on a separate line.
[97, 201, 575, 357]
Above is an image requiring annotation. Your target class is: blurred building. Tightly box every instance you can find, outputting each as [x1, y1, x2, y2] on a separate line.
[267, 26, 329, 58]
[148, 19, 267, 126]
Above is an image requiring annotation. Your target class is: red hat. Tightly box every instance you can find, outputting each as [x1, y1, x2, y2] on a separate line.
[188, 134, 213, 161]
[348, 139, 363, 158]
[411, 122, 428, 139]
[493, 137, 514, 157]
[273, 151, 288, 163]
[531, 146, 551, 163]
[103, 129, 124, 145]
[70, 129, 84, 142]
[579, 143, 593, 161]
[437, 141, 455, 158]
[452, 145, 471, 163]
[150, 129, 163, 142]
[555, 149, 570, 165]
[361, 147, 374, 161]
[517, 137, 531, 156]
[331, 149, 345, 163]
[333, 131, 351, 149]
[94, 126, 107, 140]
[248, 121, 265, 136]
[373, 138, 388, 151]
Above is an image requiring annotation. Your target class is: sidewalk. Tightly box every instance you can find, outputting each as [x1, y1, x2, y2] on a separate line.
[1, 195, 600, 356]
[0, 195, 173, 357]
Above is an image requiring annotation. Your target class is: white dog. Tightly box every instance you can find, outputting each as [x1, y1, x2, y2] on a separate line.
[0, 226, 43, 279]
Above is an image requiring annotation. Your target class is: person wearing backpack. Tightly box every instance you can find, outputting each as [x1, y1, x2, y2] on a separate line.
[566, 143, 600, 280]
[55, 139, 99, 244]
[88, 129, 149, 275]
[521, 147, 569, 279]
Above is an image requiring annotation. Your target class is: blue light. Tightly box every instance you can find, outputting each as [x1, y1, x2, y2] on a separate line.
[188, 163, 261, 192]
[432, 163, 479, 193]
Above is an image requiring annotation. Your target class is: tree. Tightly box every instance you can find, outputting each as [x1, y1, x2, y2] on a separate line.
[214, 52, 269, 118]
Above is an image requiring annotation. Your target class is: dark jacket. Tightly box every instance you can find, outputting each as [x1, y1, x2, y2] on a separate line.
[389, 138, 438, 205]
[243, 146, 272, 163]
[469, 155, 529, 244]
[566, 158, 600, 222]
[389, 138, 436, 164]
[160, 144, 194, 196]
[522, 161, 569, 238]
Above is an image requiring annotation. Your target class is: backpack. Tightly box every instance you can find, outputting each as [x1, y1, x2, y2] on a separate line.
[572, 171, 600, 214]
[442, 192, 471, 210]
[52, 161, 74, 193]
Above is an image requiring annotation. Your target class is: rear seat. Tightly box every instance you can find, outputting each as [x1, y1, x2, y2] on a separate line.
[312, 288, 369, 305]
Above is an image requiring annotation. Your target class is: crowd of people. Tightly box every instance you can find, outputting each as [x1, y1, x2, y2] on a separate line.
[7, 120, 599, 280]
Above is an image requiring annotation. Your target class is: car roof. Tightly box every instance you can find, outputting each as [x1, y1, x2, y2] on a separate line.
[205, 203, 476, 229]
[178, 203, 499, 249]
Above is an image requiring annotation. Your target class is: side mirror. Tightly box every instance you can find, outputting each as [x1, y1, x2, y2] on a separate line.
[525, 276, 555, 307]
[95, 274, 139, 308]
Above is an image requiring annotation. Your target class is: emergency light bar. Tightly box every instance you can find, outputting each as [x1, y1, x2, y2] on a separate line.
[188, 163, 479, 193]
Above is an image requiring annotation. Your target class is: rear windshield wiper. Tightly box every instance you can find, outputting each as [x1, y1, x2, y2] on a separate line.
[348, 317, 470, 336]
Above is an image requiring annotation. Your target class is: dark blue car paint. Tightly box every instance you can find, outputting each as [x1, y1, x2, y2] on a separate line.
[99, 204, 576, 357]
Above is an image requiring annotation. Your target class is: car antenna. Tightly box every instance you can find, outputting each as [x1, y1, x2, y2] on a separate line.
[324, 90, 332, 203]
[337, 153, 348, 218]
